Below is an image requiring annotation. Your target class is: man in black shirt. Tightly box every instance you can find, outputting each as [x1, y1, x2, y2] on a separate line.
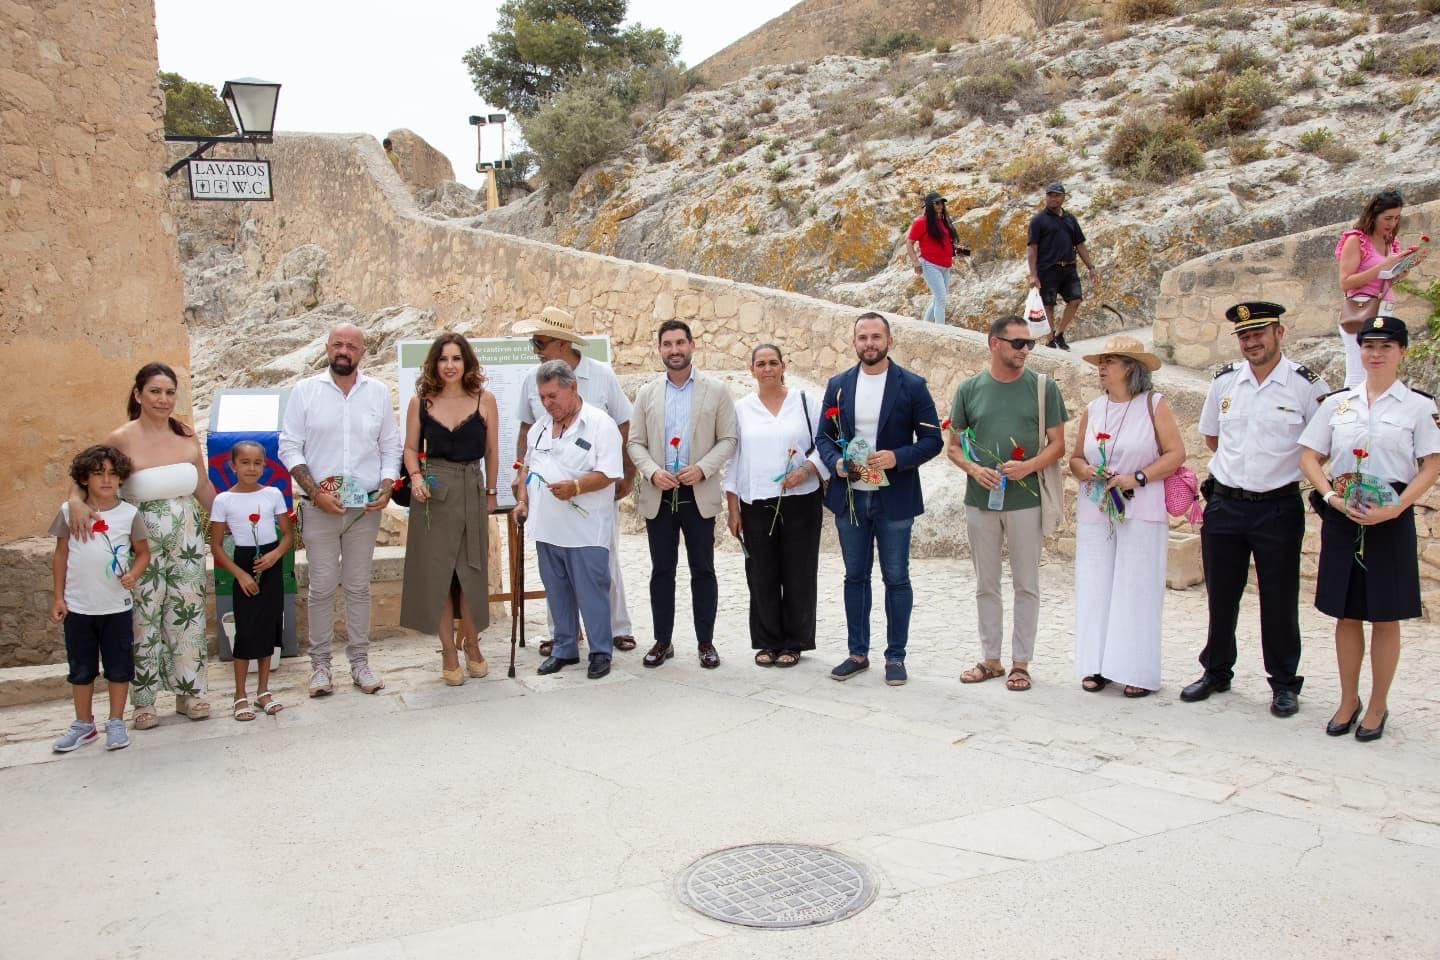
[1026, 182, 1099, 351]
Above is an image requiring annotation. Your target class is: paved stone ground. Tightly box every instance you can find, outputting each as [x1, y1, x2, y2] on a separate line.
[3, 533, 1438, 959]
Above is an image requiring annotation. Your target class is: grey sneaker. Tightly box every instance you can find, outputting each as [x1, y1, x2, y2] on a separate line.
[105, 718, 130, 751]
[351, 663, 384, 694]
[53, 720, 98, 753]
[308, 664, 334, 697]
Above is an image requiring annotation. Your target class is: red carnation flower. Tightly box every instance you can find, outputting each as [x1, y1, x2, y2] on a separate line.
[1423, 234, 1432, 243]
[92, 518, 109, 534]
[1353, 447, 1368, 459]
[512, 460, 524, 471]
[824, 406, 841, 419]
[1011, 446, 1026, 460]
[248, 512, 261, 523]
[669, 436, 681, 447]
[417, 452, 427, 464]
[1095, 432, 1112, 441]
[940, 417, 952, 430]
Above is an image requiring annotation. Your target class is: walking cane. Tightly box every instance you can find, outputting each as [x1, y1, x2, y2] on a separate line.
[508, 515, 525, 678]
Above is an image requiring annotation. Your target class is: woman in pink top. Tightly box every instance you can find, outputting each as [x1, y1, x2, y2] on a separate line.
[1067, 337, 1186, 697]
[905, 191, 967, 324]
[1336, 190, 1426, 388]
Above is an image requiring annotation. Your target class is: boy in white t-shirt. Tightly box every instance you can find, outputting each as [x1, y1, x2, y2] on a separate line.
[49, 445, 151, 753]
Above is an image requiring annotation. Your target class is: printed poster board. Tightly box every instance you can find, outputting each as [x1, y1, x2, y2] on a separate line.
[396, 336, 613, 510]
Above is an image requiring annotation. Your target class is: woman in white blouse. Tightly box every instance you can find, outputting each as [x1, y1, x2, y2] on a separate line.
[724, 344, 828, 666]
[1299, 315, 1440, 742]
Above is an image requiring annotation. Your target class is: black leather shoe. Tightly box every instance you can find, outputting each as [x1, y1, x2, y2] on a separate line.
[1355, 710, 1388, 742]
[1270, 689, 1300, 717]
[1326, 699, 1362, 736]
[587, 654, 611, 679]
[537, 655, 579, 675]
[1179, 675, 1231, 702]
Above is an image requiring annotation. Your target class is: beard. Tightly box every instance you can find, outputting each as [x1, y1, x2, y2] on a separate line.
[858, 346, 888, 367]
[329, 355, 356, 375]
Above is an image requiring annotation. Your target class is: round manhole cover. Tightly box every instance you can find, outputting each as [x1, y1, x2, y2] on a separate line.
[677, 843, 877, 929]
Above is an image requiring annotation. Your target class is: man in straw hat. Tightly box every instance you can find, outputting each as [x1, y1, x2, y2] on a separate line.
[1182, 301, 1330, 717]
[513, 307, 638, 657]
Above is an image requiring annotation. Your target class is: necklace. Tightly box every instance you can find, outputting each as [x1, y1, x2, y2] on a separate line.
[1102, 394, 1134, 455]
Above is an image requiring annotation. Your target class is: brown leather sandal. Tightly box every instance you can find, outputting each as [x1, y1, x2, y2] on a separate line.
[613, 635, 637, 651]
[960, 661, 1005, 684]
[1006, 667, 1032, 692]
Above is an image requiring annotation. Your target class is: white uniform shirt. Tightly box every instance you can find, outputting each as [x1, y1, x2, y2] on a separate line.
[48, 501, 148, 615]
[1298, 380, 1440, 483]
[279, 372, 402, 495]
[516, 355, 632, 427]
[1199, 356, 1330, 491]
[723, 391, 828, 503]
[523, 400, 624, 548]
[851, 367, 888, 492]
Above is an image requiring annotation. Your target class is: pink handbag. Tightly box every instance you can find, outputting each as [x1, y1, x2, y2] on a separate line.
[1148, 393, 1203, 524]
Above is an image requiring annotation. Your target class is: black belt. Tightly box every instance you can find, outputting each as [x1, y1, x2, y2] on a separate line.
[1209, 480, 1299, 502]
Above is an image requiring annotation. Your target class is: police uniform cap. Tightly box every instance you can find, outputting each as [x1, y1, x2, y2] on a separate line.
[1225, 301, 1285, 334]
[1356, 313, 1408, 347]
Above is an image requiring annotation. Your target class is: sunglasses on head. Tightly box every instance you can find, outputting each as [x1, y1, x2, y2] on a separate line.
[1002, 337, 1036, 351]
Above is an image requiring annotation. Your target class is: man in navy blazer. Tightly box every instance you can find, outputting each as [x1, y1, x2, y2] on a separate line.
[816, 312, 944, 686]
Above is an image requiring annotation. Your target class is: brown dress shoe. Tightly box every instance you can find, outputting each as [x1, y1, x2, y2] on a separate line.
[643, 642, 674, 668]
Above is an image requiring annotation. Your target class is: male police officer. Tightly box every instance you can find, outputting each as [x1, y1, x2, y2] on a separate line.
[1182, 301, 1330, 716]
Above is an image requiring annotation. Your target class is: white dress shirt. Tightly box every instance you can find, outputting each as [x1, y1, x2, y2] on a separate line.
[523, 400, 624, 548]
[723, 391, 828, 502]
[279, 372, 402, 495]
[1299, 380, 1440, 483]
[1198, 356, 1330, 491]
[516, 355, 632, 427]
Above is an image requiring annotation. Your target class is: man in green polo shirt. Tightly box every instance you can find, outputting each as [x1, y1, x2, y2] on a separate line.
[949, 315, 1068, 691]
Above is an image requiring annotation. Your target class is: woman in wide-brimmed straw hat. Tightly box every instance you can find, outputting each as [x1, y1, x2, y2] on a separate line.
[1067, 335, 1185, 698]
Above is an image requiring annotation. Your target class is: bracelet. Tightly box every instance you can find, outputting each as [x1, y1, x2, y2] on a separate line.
[1323, 491, 1338, 505]
[485, 487, 497, 495]
[574, 479, 582, 497]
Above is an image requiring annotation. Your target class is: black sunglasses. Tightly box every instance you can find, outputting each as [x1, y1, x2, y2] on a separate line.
[1001, 337, 1036, 351]
[529, 336, 554, 350]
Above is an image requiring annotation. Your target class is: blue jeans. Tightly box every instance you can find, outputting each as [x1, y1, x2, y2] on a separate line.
[834, 490, 914, 662]
[920, 260, 950, 324]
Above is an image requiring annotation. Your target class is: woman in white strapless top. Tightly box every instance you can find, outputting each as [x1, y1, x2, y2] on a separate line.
[69, 363, 216, 729]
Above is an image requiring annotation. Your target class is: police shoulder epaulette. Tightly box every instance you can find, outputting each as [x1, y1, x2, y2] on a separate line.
[1412, 388, 1434, 400]
[1315, 389, 1347, 403]
[1212, 361, 1237, 380]
[1293, 363, 1320, 384]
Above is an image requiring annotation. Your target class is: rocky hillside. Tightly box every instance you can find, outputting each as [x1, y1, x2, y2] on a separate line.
[471, 1, 1440, 342]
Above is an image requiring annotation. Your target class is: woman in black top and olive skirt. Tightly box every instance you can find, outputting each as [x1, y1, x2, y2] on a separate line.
[1299, 315, 1440, 742]
[399, 334, 500, 685]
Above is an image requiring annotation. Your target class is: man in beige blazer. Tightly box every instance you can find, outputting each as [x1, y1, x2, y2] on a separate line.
[628, 320, 738, 669]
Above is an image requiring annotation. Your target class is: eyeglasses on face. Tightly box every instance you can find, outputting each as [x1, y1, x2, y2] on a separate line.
[1002, 337, 1035, 351]
[530, 336, 555, 351]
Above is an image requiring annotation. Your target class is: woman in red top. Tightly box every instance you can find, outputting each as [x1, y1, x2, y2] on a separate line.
[906, 191, 965, 324]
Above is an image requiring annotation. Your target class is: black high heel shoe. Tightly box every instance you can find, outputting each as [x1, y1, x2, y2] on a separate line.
[1355, 710, 1389, 743]
[1326, 699, 1362, 737]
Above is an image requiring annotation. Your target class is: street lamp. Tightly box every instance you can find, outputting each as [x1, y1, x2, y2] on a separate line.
[469, 113, 512, 211]
[165, 77, 281, 177]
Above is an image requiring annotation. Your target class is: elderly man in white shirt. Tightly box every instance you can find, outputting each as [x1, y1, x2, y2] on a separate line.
[514, 360, 624, 679]
[279, 323, 402, 697]
[513, 307, 638, 657]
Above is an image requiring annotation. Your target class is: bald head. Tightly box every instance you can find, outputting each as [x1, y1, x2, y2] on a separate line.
[326, 323, 365, 377]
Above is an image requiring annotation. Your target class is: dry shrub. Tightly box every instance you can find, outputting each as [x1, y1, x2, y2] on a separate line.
[1116, 0, 1179, 22]
[1024, 0, 1080, 27]
[753, 96, 777, 116]
[816, 168, 840, 186]
[952, 60, 1036, 119]
[1104, 113, 1205, 182]
[1215, 44, 1265, 73]
[994, 146, 1069, 189]
[1390, 44, 1440, 77]
[1226, 137, 1269, 163]
[1170, 67, 1280, 143]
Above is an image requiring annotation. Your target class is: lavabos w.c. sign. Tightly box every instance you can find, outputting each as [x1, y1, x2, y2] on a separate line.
[187, 159, 273, 201]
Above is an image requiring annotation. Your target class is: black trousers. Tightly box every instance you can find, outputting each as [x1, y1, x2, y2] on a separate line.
[739, 489, 822, 651]
[645, 497, 717, 647]
[1199, 492, 1305, 692]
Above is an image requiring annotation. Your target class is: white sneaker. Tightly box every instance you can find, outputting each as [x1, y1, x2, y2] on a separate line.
[351, 663, 384, 694]
[308, 664, 334, 697]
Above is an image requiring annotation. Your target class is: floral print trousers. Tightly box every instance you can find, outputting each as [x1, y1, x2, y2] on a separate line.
[130, 496, 209, 706]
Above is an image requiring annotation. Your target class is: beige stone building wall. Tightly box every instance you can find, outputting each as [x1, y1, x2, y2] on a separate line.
[1154, 200, 1440, 368]
[0, 0, 191, 545]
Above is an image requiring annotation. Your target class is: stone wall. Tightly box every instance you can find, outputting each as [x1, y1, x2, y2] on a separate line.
[385, 128, 455, 192]
[1155, 200, 1440, 368]
[0, 0, 190, 544]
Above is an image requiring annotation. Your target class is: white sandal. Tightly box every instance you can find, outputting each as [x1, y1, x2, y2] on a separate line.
[254, 690, 284, 715]
[233, 698, 256, 721]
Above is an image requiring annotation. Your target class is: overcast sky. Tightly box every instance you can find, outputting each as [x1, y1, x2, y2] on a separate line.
[154, 0, 799, 187]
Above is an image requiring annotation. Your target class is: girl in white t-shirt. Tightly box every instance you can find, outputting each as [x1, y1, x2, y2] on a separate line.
[209, 441, 293, 721]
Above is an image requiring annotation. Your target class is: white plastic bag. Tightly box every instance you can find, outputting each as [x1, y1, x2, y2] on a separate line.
[1023, 287, 1051, 338]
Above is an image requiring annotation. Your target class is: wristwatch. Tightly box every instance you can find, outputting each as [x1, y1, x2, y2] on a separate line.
[1135, 470, 1148, 487]
[485, 487, 497, 495]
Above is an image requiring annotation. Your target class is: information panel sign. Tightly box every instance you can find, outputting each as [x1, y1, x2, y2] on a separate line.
[188, 158, 273, 201]
[396, 336, 613, 510]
